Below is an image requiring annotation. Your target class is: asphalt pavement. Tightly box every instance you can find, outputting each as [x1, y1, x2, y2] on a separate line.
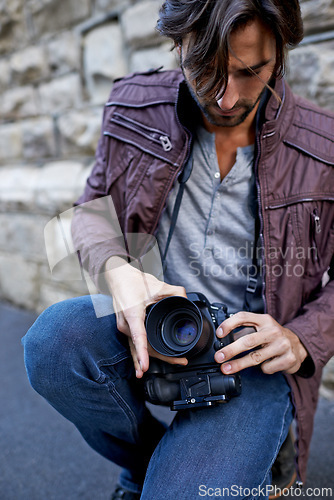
[0, 301, 333, 500]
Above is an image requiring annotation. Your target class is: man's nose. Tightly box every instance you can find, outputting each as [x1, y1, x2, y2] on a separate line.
[216, 77, 239, 110]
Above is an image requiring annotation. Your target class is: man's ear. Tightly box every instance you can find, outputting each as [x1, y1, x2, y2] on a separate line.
[175, 44, 181, 56]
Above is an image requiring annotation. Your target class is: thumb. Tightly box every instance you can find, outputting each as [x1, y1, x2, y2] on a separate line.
[126, 316, 149, 374]
[128, 338, 144, 378]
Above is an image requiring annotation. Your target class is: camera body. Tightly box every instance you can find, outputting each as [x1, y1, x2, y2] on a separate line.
[144, 292, 241, 410]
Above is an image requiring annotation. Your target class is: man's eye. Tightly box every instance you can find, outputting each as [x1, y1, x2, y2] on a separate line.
[242, 70, 260, 78]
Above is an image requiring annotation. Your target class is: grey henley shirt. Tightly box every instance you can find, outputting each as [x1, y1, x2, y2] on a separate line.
[156, 124, 261, 314]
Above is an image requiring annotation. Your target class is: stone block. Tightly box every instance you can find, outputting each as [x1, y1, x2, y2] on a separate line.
[83, 23, 127, 104]
[28, 0, 91, 36]
[0, 59, 11, 92]
[57, 107, 103, 155]
[46, 31, 80, 76]
[0, 213, 49, 260]
[38, 73, 82, 114]
[21, 117, 56, 160]
[0, 253, 39, 309]
[41, 206, 97, 303]
[0, 166, 40, 210]
[41, 248, 81, 287]
[121, 0, 162, 47]
[10, 45, 48, 85]
[94, 0, 130, 14]
[37, 282, 88, 314]
[0, 162, 88, 213]
[0, 11, 28, 54]
[300, 0, 334, 34]
[130, 43, 178, 73]
[40, 259, 91, 295]
[1, 0, 25, 17]
[43, 206, 80, 278]
[0, 86, 38, 120]
[0, 123, 22, 161]
[35, 161, 89, 213]
[287, 41, 334, 111]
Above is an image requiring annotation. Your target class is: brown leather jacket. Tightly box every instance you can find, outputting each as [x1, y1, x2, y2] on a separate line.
[73, 69, 334, 484]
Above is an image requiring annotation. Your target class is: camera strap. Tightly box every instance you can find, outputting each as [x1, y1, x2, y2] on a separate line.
[243, 87, 271, 313]
[162, 156, 194, 272]
[243, 219, 263, 313]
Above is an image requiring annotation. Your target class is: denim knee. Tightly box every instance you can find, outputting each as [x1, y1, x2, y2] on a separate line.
[22, 295, 120, 401]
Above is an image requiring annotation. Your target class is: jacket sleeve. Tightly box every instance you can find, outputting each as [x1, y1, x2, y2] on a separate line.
[284, 255, 334, 377]
[71, 106, 129, 292]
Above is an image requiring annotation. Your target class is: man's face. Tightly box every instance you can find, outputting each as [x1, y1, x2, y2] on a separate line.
[180, 19, 277, 128]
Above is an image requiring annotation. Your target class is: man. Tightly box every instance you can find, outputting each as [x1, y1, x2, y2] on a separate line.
[23, 1, 334, 499]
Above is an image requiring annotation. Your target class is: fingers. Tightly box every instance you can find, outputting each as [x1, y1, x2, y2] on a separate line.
[214, 312, 307, 375]
[128, 338, 143, 378]
[147, 283, 187, 306]
[126, 315, 149, 376]
[118, 294, 189, 378]
[148, 345, 188, 367]
[216, 338, 282, 374]
[109, 264, 189, 379]
[126, 320, 188, 377]
[126, 283, 187, 375]
[116, 306, 149, 377]
[217, 312, 275, 337]
[214, 327, 274, 371]
[261, 352, 301, 375]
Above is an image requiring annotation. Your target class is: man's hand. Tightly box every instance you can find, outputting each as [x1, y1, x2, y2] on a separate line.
[105, 256, 188, 378]
[214, 312, 308, 375]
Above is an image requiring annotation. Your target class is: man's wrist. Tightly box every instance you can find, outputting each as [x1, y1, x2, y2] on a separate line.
[104, 256, 129, 272]
[295, 355, 315, 378]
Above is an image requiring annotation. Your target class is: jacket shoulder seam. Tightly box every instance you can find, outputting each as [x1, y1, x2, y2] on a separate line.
[284, 99, 334, 165]
[291, 121, 334, 143]
[293, 101, 334, 138]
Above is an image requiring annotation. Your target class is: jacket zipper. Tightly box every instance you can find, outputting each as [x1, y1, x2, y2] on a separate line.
[110, 112, 173, 152]
[311, 208, 321, 263]
[254, 132, 267, 313]
[312, 208, 321, 234]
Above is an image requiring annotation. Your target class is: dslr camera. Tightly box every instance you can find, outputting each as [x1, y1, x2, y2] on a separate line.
[144, 292, 241, 410]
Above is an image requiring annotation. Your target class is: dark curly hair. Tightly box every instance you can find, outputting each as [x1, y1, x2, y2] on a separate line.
[157, 0, 303, 99]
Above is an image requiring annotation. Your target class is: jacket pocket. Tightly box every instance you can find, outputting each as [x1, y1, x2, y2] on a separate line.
[111, 112, 173, 152]
[266, 198, 334, 307]
[104, 140, 145, 193]
[304, 203, 334, 275]
[103, 112, 180, 166]
[290, 200, 334, 304]
[268, 198, 334, 274]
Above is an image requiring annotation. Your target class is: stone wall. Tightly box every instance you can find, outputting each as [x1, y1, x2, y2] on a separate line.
[0, 0, 333, 394]
[0, 0, 178, 311]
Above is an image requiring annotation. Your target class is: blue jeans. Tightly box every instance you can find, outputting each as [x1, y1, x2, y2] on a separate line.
[22, 295, 293, 499]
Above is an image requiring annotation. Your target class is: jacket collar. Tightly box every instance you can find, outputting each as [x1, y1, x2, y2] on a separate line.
[258, 78, 296, 154]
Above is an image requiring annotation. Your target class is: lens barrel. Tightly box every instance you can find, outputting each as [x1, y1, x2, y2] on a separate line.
[146, 296, 212, 357]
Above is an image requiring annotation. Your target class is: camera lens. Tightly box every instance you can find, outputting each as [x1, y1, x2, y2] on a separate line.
[172, 319, 198, 346]
[145, 296, 207, 357]
[162, 309, 201, 353]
